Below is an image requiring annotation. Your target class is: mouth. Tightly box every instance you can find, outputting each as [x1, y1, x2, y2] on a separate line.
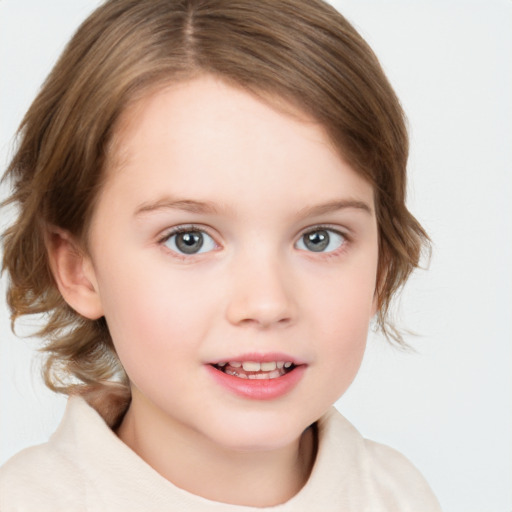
[206, 356, 306, 400]
[210, 360, 297, 380]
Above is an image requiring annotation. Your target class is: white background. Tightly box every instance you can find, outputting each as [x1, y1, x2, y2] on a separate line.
[0, 1, 510, 511]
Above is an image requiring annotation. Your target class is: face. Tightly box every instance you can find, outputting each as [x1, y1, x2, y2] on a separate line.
[85, 76, 378, 452]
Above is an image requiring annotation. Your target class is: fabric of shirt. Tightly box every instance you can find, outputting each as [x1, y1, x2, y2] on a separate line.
[0, 396, 441, 511]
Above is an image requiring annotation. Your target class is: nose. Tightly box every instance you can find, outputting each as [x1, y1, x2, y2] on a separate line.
[225, 252, 297, 329]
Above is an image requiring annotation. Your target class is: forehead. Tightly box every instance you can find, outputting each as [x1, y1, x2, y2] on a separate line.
[110, 77, 328, 160]
[100, 75, 374, 215]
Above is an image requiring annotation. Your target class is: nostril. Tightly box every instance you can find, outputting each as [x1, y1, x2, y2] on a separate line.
[238, 316, 292, 329]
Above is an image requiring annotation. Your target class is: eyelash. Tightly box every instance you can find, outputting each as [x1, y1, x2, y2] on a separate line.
[158, 224, 218, 258]
[159, 224, 209, 241]
[298, 224, 350, 258]
[157, 224, 350, 259]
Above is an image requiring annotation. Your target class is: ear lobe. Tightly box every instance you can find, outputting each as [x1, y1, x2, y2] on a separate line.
[46, 228, 104, 320]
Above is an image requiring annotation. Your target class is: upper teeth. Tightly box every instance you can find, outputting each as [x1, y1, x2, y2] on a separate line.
[221, 361, 293, 371]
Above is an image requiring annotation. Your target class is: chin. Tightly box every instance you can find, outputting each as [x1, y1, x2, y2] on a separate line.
[202, 408, 315, 453]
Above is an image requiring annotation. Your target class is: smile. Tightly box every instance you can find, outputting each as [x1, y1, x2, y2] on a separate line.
[207, 356, 305, 400]
[212, 361, 296, 380]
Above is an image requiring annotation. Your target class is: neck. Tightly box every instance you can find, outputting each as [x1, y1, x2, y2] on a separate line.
[116, 391, 317, 507]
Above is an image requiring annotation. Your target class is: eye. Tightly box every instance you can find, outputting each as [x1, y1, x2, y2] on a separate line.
[296, 228, 346, 253]
[162, 228, 217, 255]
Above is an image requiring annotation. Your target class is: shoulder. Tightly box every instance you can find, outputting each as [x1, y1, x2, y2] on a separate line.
[0, 395, 175, 511]
[0, 396, 106, 511]
[0, 440, 86, 511]
[362, 438, 441, 510]
[311, 408, 442, 511]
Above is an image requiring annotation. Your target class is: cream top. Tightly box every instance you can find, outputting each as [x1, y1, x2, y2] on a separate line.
[0, 396, 441, 511]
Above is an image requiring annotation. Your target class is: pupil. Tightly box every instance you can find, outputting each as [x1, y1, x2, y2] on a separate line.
[176, 232, 203, 254]
[305, 230, 329, 252]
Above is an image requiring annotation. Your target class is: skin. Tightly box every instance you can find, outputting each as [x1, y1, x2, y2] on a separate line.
[54, 76, 379, 506]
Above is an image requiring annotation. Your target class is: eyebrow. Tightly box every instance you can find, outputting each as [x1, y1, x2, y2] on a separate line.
[134, 197, 373, 218]
[135, 198, 221, 216]
[297, 199, 373, 218]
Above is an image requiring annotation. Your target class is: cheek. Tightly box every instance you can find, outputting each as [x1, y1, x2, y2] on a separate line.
[312, 256, 377, 331]
[308, 261, 376, 387]
[96, 264, 219, 372]
[311, 304, 369, 408]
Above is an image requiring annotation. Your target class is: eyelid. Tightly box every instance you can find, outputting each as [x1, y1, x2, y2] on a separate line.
[159, 223, 217, 240]
[298, 224, 350, 240]
[295, 224, 350, 254]
[158, 224, 220, 255]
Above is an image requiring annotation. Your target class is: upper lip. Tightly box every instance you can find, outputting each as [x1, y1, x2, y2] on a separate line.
[207, 352, 307, 365]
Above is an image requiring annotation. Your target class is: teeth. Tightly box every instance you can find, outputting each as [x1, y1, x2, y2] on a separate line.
[220, 361, 295, 373]
[242, 361, 261, 372]
[248, 373, 267, 379]
[246, 369, 284, 380]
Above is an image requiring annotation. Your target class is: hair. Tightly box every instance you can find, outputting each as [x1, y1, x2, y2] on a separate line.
[1, 0, 429, 411]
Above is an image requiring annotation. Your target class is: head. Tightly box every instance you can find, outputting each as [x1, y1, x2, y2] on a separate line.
[1, 0, 428, 419]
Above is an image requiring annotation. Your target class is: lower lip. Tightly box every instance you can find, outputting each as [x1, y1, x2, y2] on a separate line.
[205, 364, 306, 400]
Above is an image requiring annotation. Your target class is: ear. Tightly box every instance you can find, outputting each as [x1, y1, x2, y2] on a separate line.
[46, 227, 104, 320]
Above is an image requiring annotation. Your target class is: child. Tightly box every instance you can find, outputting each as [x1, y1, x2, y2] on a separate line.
[0, 0, 441, 510]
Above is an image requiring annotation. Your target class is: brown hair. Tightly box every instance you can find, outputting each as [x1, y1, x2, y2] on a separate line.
[1, 0, 429, 406]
